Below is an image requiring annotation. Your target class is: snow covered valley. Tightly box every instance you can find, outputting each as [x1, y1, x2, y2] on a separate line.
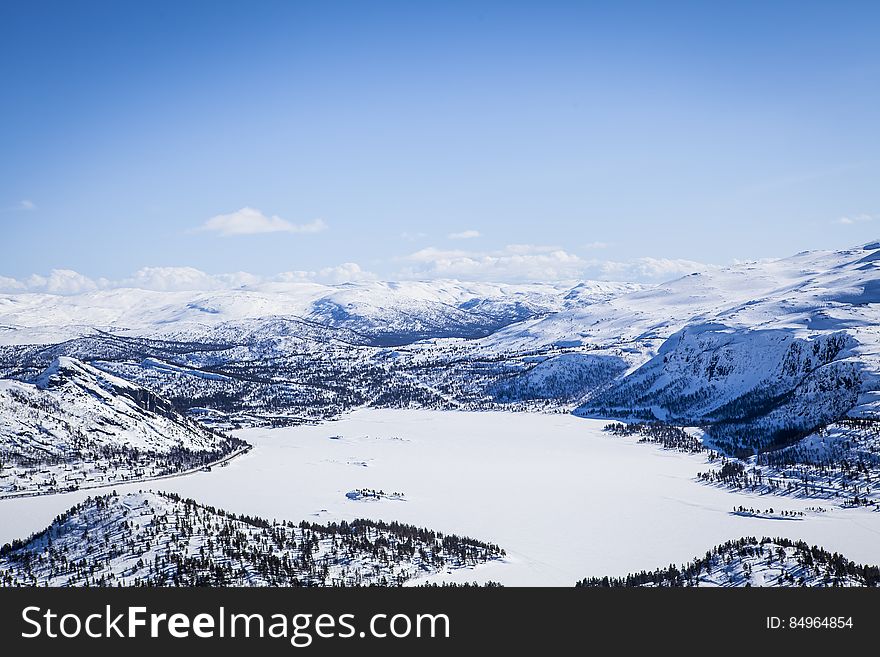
[3, 242, 880, 585]
[2, 409, 879, 586]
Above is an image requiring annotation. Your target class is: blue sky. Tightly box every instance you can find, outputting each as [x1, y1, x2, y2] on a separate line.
[2, 0, 879, 287]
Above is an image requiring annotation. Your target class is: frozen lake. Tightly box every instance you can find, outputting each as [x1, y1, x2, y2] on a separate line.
[2, 409, 879, 586]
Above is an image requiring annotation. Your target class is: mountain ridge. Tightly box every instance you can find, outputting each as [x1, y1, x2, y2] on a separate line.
[0, 357, 247, 497]
[0, 241, 878, 453]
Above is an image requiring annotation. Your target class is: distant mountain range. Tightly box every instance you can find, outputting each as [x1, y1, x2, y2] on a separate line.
[2, 241, 880, 588]
[0, 279, 642, 347]
[1, 241, 878, 475]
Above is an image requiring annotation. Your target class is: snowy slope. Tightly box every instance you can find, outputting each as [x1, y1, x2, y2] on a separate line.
[576, 536, 879, 587]
[579, 327, 862, 452]
[1, 357, 227, 458]
[556, 243, 880, 451]
[0, 357, 246, 496]
[481, 244, 880, 359]
[490, 353, 628, 402]
[0, 490, 504, 586]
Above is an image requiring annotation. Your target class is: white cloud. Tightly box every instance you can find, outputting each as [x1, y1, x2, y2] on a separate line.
[1, 199, 36, 212]
[400, 245, 589, 282]
[21, 269, 101, 295]
[273, 263, 376, 285]
[198, 207, 328, 236]
[835, 214, 874, 225]
[0, 249, 716, 295]
[315, 262, 375, 284]
[0, 275, 25, 291]
[397, 244, 714, 283]
[448, 229, 481, 240]
[122, 267, 262, 292]
[0, 263, 376, 295]
[598, 257, 714, 280]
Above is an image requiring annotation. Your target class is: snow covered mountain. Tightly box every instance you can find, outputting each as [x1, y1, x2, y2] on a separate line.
[0, 242, 877, 454]
[0, 278, 644, 425]
[568, 243, 880, 453]
[0, 279, 641, 347]
[0, 490, 504, 586]
[1, 243, 878, 591]
[0, 357, 246, 497]
[576, 536, 880, 587]
[408, 242, 878, 452]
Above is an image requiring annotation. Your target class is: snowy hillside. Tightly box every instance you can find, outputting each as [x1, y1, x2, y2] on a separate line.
[0, 279, 643, 424]
[576, 536, 880, 587]
[696, 417, 880, 504]
[490, 353, 628, 403]
[484, 242, 879, 362]
[0, 490, 504, 586]
[580, 327, 861, 453]
[0, 279, 640, 347]
[563, 243, 880, 453]
[0, 357, 246, 497]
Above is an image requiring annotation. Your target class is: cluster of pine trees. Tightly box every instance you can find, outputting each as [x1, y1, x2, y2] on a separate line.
[346, 489, 405, 500]
[0, 491, 504, 587]
[732, 505, 805, 518]
[699, 456, 878, 504]
[604, 422, 709, 454]
[418, 580, 504, 587]
[576, 537, 880, 587]
[1, 430, 248, 496]
[759, 417, 880, 469]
